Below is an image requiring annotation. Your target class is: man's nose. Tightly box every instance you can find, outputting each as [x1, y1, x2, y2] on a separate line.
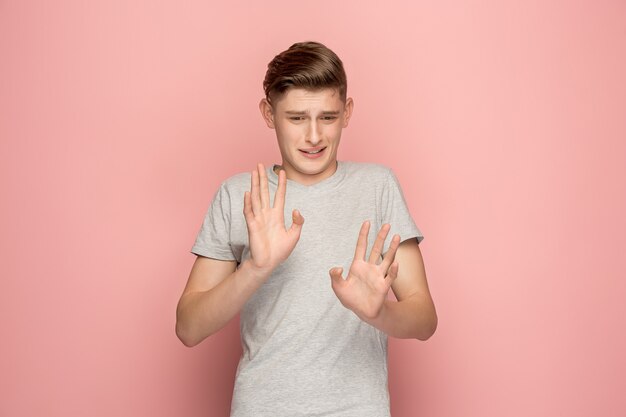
[306, 121, 321, 144]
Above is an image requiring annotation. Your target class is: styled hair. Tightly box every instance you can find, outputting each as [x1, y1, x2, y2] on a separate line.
[263, 41, 347, 106]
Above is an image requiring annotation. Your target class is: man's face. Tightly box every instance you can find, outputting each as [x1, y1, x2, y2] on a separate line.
[260, 87, 353, 185]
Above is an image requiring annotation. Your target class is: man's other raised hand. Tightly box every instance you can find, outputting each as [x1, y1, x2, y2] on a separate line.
[243, 163, 304, 276]
[329, 221, 401, 321]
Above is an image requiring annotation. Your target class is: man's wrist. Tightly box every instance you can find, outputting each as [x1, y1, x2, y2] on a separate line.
[239, 259, 273, 282]
[359, 299, 391, 330]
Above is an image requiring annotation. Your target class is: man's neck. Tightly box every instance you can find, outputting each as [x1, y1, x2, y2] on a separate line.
[273, 160, 338, 186]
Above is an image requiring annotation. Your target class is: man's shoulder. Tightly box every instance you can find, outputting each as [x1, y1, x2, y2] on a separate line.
[216, 170, 250, 193]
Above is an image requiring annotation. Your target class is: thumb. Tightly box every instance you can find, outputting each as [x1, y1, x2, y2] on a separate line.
[288, 209, 304, 237]
[329, 267, 344, 287]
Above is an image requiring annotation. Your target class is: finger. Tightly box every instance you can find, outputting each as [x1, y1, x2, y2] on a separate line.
[329, 267, 344, 288]
[258, 163, 270, 209]
[250, 169, 261, 216]
[353, 221, 370, 262]
[243, 191, 254, 224]
[287, 209, 304, 240]
[291, 209, 304, 226]
[273, 168, 286, 212]
[368, 223, 391, 264]
[385, 261, 399, 285]
[380, 234, 401, 271]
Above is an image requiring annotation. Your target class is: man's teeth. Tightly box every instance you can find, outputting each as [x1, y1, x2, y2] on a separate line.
[303, 148, 324, 154]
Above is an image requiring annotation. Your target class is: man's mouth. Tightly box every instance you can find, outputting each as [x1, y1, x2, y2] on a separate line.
[299, 147, 326, 154]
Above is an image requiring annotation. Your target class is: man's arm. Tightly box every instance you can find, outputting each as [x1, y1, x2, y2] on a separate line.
[175, 256, 271, 347]
[176, 163, 305, 347]
[364, 237, 438, 340]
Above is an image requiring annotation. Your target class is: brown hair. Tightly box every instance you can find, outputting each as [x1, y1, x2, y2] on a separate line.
[263, 41, 347, 106]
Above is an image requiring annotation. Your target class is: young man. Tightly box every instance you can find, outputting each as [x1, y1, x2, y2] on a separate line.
[176, 41, 437, 417]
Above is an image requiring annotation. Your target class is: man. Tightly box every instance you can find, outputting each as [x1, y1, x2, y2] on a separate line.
[176, 41, 437, 417]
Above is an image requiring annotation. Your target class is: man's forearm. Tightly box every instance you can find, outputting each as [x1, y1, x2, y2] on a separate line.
[363, 293, 438, 340]
[176, 260, 270, 347]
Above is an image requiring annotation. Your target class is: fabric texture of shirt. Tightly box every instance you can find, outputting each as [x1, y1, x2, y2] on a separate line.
[191, 160, 424, 417]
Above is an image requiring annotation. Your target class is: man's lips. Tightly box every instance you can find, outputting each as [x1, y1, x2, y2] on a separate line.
[298, 146, 327, 158]
[299, 146, 327, 154]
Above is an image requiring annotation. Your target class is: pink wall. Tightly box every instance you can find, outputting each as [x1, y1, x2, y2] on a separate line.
[2, 1, 625, 416]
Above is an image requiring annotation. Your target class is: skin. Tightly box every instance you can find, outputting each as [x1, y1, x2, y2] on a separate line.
[175, 88, 437, 347]
[259, 88, 353, 186]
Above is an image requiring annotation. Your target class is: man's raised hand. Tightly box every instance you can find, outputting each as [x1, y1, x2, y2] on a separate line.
[243, 163, 304, 276]
[329, 221, 401, 321]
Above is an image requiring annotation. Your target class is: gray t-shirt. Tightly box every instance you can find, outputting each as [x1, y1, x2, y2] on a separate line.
[191, 160, 424, 417]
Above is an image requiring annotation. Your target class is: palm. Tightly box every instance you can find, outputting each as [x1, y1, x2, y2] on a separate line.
[247, 207, 298, 268]
[330, 221, 401, 321]
[243, 164, 304, 274]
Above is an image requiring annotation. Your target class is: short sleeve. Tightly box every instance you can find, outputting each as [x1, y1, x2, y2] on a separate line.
[190, 182, 237, 261]
[380, 168, 424, 253]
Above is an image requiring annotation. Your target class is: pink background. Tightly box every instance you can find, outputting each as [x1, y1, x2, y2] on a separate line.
[1, 1, 625, 416]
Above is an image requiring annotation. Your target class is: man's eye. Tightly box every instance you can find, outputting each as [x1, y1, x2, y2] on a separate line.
[290, 117, 304, 121]
[323, 116, 337, 120]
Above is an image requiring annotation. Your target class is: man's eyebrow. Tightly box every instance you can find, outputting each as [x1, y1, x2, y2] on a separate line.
[285, 110, 341, 115]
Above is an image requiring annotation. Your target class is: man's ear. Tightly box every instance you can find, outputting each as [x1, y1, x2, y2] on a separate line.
[342, 97, 354, 128]
[259, 98, 276, 129]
